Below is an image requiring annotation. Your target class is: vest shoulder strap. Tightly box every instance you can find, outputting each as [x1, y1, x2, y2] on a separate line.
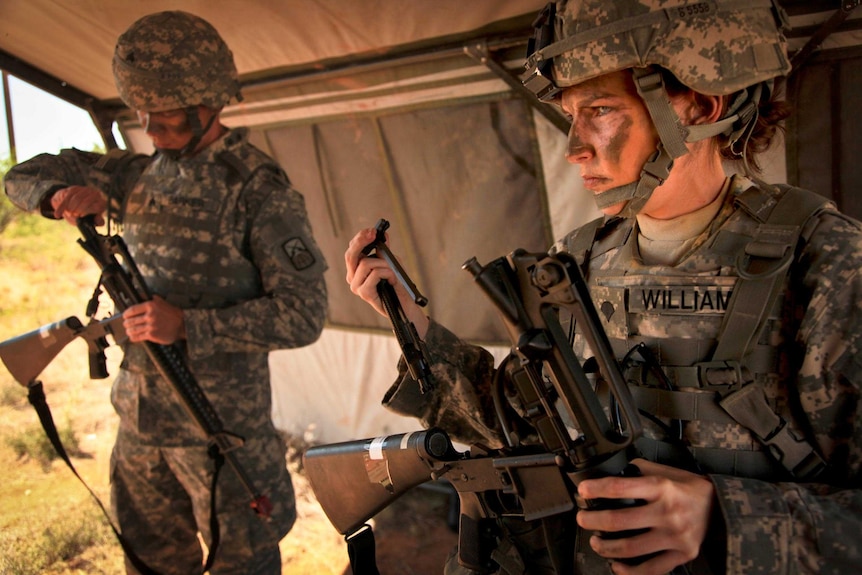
[216, 149, 291, 216]
[713, 182, 832, 479]
[562, 216, 633, 271]
[713, 183, 831, 361]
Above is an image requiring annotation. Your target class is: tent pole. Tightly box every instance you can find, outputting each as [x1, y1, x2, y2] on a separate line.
[463, 41, 569, 135]
[789, 0, 861, 73]
[2, 71, 16, 164]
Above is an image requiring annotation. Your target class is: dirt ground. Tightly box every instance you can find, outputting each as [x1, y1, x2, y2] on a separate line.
[284, 443, 460, 575]
[3, 372, 459, 575]
[0, 343, 458, 575]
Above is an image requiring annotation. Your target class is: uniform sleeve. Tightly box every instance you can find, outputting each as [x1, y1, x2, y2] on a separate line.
[713, 211, 862, 574]
[3, 148, 148, 216]
[381, 318, 507, 447]
[183, 173, 328, 357]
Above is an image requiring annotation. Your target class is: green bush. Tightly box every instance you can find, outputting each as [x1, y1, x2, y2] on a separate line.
[0, 381, 25, 408]
[5, 422, 81, 468]
[0, 196, 19, 234]
[0, 156, 22, 234]
[0, 503, 113, 575]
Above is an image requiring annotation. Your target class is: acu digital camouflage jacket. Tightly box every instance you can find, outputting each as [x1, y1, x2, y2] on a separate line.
[3, 128, 328, 445]
[383, 175, 862, 574]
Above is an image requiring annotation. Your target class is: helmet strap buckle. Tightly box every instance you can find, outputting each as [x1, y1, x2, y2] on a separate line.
[632, 67, 690, 161]
[641, 146, 673, 185]
[521, 3, 562, 101]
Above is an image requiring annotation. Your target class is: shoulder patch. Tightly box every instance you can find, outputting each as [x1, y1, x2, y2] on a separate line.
[282, 237, 316, 270]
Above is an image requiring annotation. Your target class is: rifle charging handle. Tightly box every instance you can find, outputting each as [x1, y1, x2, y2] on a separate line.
[531, 260, 564, 290]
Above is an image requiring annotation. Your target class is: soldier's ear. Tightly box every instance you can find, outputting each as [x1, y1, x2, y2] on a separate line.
[670, 89, 721, 127]
[690, 93, 724, 126]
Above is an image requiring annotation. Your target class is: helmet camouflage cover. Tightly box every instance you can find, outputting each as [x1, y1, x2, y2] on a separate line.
[112, 10, 241, 112]
[536, 0, 791, 96]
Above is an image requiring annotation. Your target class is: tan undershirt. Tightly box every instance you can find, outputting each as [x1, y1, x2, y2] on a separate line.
[636, 178, 731, 266]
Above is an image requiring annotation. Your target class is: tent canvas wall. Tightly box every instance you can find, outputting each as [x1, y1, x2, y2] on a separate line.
[1, 0, 860, 443]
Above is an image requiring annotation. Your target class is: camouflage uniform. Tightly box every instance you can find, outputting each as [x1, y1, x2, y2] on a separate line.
[3, 11, 328, 575]
[383, 175, 862, 574]
[380, 1, 862, 572]
[5, 127, 328, 574]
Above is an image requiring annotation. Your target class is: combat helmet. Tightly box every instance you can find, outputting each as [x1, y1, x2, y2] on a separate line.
[112, 10, 241, 112]
[522, 0, 791, 217]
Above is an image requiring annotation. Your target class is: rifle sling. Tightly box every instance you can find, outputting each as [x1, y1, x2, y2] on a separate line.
[345, 524, 381, 575]
[26, 380, 223, 574]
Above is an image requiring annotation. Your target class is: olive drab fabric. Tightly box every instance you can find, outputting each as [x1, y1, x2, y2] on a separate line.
[381, 175, 862, 573]
[112, 10, 242, 111]
[541, 0, 791, 96]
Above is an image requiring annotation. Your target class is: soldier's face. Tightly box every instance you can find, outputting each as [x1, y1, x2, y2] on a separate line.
[559, 71, 659, 216]
[137, 108, 194, 150]
[137, 106, 222, 156]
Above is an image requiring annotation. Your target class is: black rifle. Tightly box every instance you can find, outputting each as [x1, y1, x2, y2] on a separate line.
[75, 215, 273, 519]
[361, 218, 433, 393]
[304, 248, 644, 573]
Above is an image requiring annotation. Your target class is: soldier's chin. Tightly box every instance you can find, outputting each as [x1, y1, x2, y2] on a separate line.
[599, 200, 627, 217]
[155, 147, 184, 161]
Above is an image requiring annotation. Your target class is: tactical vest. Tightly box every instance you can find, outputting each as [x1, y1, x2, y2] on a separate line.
[562, 178, 831, 481]
[111, 133, 286, 374]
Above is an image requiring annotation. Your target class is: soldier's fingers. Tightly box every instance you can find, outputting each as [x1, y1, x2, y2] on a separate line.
[51, 186, 106, 222]
[577, 473, 660, 503]
[66, 190, 105, 216]
[345, 228, 378, 283]
[50, 187, 74, 213]
[349, 258, 386, 296]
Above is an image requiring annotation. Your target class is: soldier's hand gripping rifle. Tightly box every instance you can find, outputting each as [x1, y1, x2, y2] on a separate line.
[361, 218, 433, 393]
[304, 247, 645, 573]
[75, 215, 273, 518]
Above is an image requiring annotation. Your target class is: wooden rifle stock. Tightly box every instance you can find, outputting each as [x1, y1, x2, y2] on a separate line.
[305, 248, 646, 572]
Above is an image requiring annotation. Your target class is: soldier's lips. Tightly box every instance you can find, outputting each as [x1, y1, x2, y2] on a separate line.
[581, 175, 609, 190]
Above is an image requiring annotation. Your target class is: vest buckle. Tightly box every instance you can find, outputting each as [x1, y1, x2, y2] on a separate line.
[696, 360, 750, 393]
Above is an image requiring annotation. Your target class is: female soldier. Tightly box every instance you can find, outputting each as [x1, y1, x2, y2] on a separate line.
[345, 1, 862, 573]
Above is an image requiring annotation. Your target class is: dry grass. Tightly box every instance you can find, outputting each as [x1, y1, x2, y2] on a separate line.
[0, 209, 456, 575]
[0, 210, 124, 575]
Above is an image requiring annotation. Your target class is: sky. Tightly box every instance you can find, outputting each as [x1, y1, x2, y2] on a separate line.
[0, 75, 108, 163]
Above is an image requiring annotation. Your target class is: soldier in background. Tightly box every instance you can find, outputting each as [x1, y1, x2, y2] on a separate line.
[345, 0, 862, 573]
[4, 11, 327, 575]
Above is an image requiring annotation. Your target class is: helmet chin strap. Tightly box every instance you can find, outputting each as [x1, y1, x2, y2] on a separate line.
[593, 144, 673, 219]
[592, 67, 762, 218]
[592, 67, 689, 218]
[156, 106, 218, 161]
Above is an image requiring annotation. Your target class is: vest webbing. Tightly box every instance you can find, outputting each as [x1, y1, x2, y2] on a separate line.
[567, 183, 832, 479]
[713, 184, 830, 479]
[712, 184, 828, 361]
